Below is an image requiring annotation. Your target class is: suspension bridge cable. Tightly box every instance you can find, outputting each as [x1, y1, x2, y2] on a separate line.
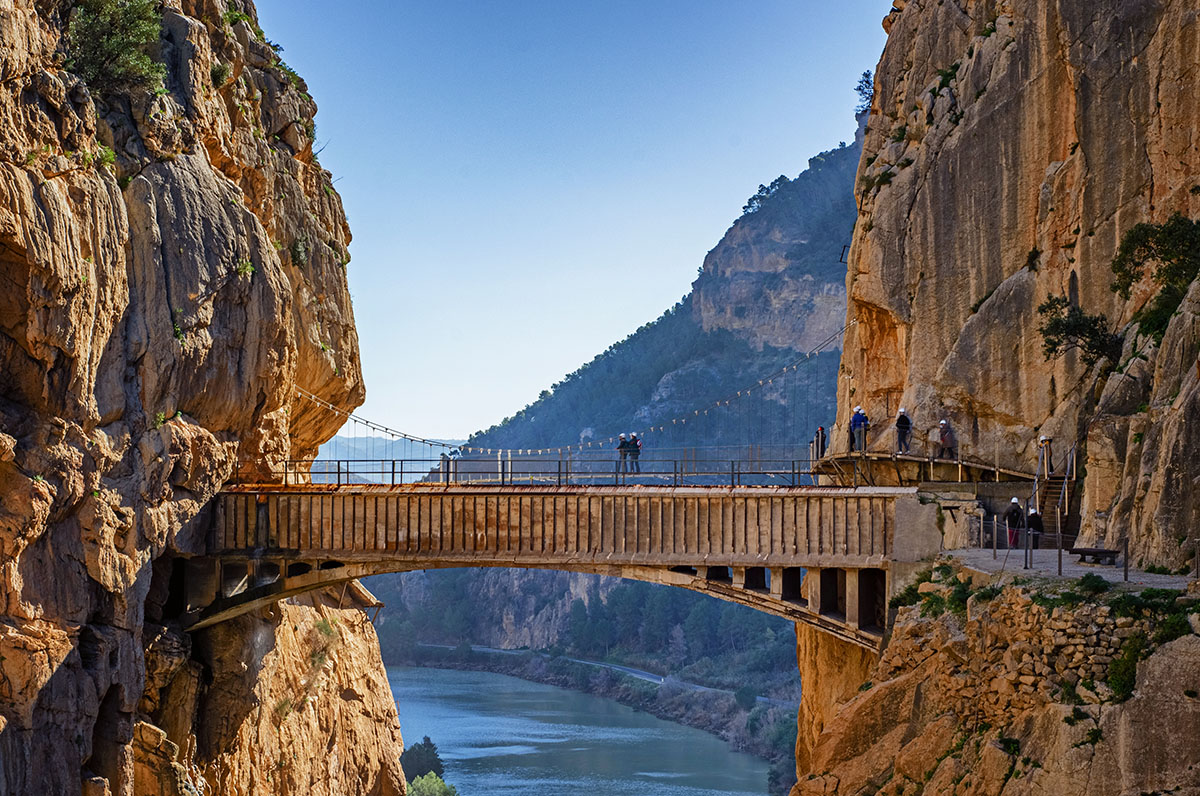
[294, 320, 855, 457]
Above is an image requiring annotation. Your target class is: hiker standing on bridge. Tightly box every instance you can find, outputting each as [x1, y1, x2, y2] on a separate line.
[850, 406, 869, 452]
[895, 408, 911, 454]
[1004, 497, 1025, 548]
[616, 433, 630, 473]
[630, 432, 642, 473]
[937, 419, 957, 459]
[812, 425, 827, 460]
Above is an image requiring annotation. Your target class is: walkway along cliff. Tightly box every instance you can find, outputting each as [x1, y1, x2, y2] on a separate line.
[791, 1, 1200, 794]
[0, 1, 403, 794]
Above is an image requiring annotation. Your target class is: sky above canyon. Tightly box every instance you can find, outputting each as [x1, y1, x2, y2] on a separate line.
[254, 0, 888, 439]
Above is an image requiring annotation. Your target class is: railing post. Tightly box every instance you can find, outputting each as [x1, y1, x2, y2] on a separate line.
[730, 460, 735, 488]
[557, 460, 562, 487]
[992, 517, 997, 560]
[1124, 536, 1129, 582]
[1057, 529, 1063, 576]
[391, 460, 396, 485]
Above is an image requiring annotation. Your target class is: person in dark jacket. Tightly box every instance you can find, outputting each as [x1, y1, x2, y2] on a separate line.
[850, 406, 869, 452]
[1004, 497, 1024, 548]
[1027, 507, 1044, 548]
[896, 408, 912, 454]
[937, 419, 957, 459]
[629, 432, 642, 473]
[615, 433, 629, 473]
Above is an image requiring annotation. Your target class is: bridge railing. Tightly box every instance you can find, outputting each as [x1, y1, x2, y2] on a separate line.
[235, 455, 825, 488]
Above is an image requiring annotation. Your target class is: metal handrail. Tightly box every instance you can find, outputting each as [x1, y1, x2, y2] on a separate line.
[233, 456, 829, 489]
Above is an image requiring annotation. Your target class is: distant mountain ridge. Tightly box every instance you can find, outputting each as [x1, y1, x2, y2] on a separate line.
[463, 123, 863, 454]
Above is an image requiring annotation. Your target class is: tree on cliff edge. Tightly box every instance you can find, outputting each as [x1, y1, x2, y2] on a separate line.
[401, 735, 445, 780]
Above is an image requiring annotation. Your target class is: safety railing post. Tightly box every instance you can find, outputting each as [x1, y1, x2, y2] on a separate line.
[557, 460, 562, 487]
[336, 461, 342, 486]
[1123, 537, 1129, 582]
[1057, 530, 1063, 577]
[391, 460, 396, 485]
[730, 461, 735, 488]
[993, 517, 997, 559]
[1025, 524, 1031, 570]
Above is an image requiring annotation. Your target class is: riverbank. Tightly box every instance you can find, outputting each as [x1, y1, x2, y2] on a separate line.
[385, 644, 798, 796]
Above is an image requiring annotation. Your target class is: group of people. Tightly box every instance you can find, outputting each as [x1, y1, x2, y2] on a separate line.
[615, 432, 642, 473]
[1001, 496, 1044, 547]
[847, 406, 958, 459]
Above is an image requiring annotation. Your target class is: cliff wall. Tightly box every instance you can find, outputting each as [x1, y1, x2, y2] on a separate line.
[0, 1, 402, 794]
[838, 0, 1200, 565]
[792, 573, 1200, 796]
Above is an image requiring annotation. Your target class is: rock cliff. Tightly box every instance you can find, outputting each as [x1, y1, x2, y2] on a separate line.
[792, 572, 1200, 796]
[0, 1, 402, 794]
[837, 0, 1200, 565]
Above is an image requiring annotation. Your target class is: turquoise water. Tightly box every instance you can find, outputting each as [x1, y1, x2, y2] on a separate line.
[388, 666, 770, 795]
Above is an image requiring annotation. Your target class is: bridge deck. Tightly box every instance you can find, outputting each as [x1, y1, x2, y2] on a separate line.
[214, 483, 912, 567]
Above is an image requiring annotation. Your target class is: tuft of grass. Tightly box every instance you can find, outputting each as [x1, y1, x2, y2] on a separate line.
[97, 145, 116, 168]
[937, 62, 960, 89]
[153, 411, 166, 429]
[211, 61, 230, 87]
[236, 260, 255, 277]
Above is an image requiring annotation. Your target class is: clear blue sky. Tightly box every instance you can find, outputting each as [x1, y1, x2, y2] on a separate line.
[254, 0, 888, 439]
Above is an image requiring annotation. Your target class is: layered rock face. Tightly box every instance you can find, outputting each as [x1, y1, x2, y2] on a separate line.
[838, 0, 1200, 564]
[0, 1, 401, 794]
[694, 129, 863, 354]
[793, 583, 1200, 796]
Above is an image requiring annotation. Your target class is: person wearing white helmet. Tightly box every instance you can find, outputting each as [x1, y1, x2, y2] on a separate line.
[1028, 506, 1044, 548]
[1004, 497, 1025, 548]
[1038, 434, 1054, 475]
[850, 405, 870, 452]
[629, 432, 642, 473]
[895, 407, 911, 454]
[937, 419, 958, 460]
[615, 433, 629, 474]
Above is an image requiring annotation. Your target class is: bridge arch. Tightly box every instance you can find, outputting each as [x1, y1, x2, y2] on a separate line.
[184, 483, 941, 651]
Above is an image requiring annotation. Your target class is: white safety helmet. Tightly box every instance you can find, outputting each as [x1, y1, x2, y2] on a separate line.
[939, 419, 947, 426]
[631, 432, 638, 437]
[853, 405, 862, 413]
[618, 433, 625, 438]
[1011, 497, 1020, 504]
[898, 407, 906, 414]
[1029, 507, 1038, 514]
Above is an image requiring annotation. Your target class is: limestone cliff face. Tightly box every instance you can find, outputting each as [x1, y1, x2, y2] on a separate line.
[0, 1, 400, 794]
[694, 130, 863, 353]
[792, 583, 1200, 796]
[838, 0, 1200, 565]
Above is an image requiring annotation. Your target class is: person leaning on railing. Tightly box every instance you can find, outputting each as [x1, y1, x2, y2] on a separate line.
[936, 419, 957, 459]
[850, 406, 869, 452]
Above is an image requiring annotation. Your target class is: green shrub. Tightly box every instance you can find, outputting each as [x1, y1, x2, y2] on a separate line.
[937, 62, 960, 89]
[1152, 612, 1191, 645]
[1037, 294, 1123, 368]
[890, 569, 932, 609]
[1108, 633, 1147, 701]
[67, 0, 167, 93]
[211, 61, 230, 87]
[1076, 573, 1111, 597]
[408, 773, 458, 796]
[998, 736, 1020, 756]
[734, 685, 758, 711]
[920, 594, 947, 618]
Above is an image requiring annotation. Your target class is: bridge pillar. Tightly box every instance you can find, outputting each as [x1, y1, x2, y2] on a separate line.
[845, 569, 861, 629]
[807, 567, 822, 613]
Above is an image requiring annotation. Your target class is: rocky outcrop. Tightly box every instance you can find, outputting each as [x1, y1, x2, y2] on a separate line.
[0, 1, 398, 794]
[793, 579, 1200, 795]
[694, 128, 863, 353]
[837, 0, 1200, 565]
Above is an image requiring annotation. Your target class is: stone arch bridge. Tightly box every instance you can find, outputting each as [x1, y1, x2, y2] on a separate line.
[184, 482, 948, 651]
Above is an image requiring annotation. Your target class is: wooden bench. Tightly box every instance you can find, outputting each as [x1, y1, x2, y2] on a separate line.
[1070, 547, 1119, 565]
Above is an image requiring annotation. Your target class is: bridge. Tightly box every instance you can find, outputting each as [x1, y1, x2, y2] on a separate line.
[181, 466, 948, 651]
[177, 385, 1066, 653]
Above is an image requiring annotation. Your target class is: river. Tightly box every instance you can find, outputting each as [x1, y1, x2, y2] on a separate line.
[388, 666, 771, 795]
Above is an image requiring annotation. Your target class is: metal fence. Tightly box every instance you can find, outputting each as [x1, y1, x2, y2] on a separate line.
[235, 452, 824, 488]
